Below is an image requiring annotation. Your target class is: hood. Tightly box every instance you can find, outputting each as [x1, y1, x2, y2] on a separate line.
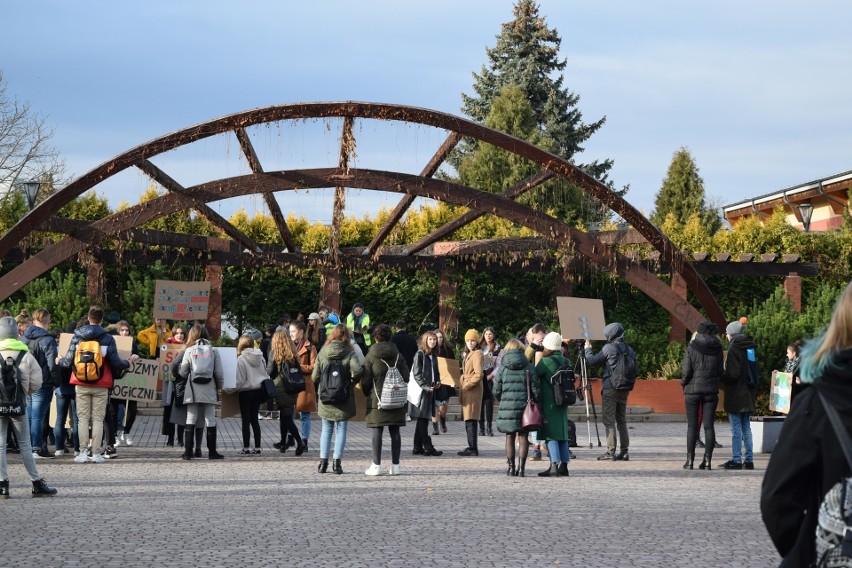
[23, 325, 51, 341]
[74, 324, 107, 341]
[368, 340, 399, 361]
[604, 323, 625, 343]
[815, 349, 852, 412]
[240, 348, 266, 368]
[323, 340, 353, 359]
[729, 334, 756, 350]
[690, 333, 723, 355]
[501, 349, 528, 370]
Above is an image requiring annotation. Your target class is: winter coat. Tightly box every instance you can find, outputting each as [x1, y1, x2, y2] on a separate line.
[493, 349, 540, 434]
[59, 324, 130, 389]
[268, 356, 301, 409]
[0, 340, 43, 401]
[535, 352, 570, 441]
[22, 325, 58, 389]
[681, 333, 723, 395]
[721, 334, 757, 414]
[179, 343, 224, 405]
[408, 350, 439, 420]
[460, 348, 484, 421]
[312, 340, 362, 421]
[136, 323, 171, 357]
[228, 348, 267, 393]
[391, 331, 419, 369]
[584, 322, 636, 391]
[361, 341, 410, 428]
[761, 348, 852, 568]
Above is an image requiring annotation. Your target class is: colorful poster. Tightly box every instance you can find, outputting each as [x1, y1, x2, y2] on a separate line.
[770, 370, 792, 414]
[154, 279, 210, 321]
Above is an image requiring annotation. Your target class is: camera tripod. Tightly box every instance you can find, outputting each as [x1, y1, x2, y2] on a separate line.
[576, 340, 602, 448]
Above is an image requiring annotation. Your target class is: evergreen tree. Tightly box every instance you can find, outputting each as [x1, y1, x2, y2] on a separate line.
[651, 147, 720, 233]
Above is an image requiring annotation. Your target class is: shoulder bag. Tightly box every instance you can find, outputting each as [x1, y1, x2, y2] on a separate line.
[521, 370, 545, 431]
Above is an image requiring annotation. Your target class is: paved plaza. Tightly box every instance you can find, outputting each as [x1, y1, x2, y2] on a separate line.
[4, 417, 779, 567]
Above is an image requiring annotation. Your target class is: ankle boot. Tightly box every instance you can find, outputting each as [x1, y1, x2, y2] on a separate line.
[487, 425, 494, 437]
[538, 463, 559, 477]
[506, 457, 516, 476]
[318, 458, 329, 473]
[294, 435, 306, 456]
[182, 426, 194, 460]
[332, 459, 343, 474]
[557, 462, 569, 477]
[0, 479, 8, 499]
[479, 422, 485, 436]
[683, 452, 695, 470]
[432, 422, 440, 436]
[439, 415, 447, 433]
[194, 428, 203, 457]
[31, 478, 57, 497]
[206, 427, 224, 460]
[517, 459, 526, 477]
[698, 453, 712, 470]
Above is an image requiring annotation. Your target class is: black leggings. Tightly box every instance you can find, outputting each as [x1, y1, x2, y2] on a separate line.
[371, 425, 401, 465]
[506, 431, 529, 462]
[239, 389, 264, 448]
[685, 393, 718, 452]
[279, 406, 302, 445]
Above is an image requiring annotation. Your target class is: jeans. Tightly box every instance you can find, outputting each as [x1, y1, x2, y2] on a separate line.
[319, 419, 348, 460]
[54, 390, 79, 452]
[728, 412, 753, 463]
[299, 412, 312, 440]
[0, 415, 41, 481]
[602, 388, 630, 453]
[27, 385, 53, 450]
[546, 439, 570, 464]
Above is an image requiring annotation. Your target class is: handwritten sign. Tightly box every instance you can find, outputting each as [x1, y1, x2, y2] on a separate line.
[110, 358, 159, 402]
[154, 280, 210, 320]
[770, 370, 792, 414]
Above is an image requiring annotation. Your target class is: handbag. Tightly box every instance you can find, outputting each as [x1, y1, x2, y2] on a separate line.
[295, 376, 317, 413]
[521, 370, 545, 431]
[407, 366, 424, 407]
[261, 378, 277, 401]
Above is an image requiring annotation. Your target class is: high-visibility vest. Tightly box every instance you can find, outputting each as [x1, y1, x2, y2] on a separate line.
[346, 312, 372, 347]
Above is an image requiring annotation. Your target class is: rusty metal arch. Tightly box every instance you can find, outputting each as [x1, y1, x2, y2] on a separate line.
[0, 102, 724, 330]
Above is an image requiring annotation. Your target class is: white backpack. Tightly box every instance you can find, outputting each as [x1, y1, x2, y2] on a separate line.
[376, 355, 407, 409]
[816, 392, 852, 567]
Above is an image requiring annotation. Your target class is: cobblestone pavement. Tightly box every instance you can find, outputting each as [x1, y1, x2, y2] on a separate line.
[3, 417, 780, 567]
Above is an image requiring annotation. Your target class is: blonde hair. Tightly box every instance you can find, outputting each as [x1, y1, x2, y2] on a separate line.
[801, 280, 852, 383]
[237, 335, 254, 356]
[270, 330, 298, 365]
[503, 338, 524, 352]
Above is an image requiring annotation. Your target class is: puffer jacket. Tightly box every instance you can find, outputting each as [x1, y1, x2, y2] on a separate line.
[362, 341, 410, 428]
[493, 349, 540, 434]
[681, 332, 723, 395]
[312, 340, 362, 421]
[59, 324, 129, 388]
[721, 334, 757, 414]
[22, 325, 58, 388]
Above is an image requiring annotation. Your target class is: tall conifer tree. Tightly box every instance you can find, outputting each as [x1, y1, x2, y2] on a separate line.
[651, 147, 720, 233]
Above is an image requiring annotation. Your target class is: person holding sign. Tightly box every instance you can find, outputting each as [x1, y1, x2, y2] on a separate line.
[137, 318, 171, 358]
[432, 328, 455, 436]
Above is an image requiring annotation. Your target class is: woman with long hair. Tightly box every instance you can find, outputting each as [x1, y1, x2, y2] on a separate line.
[479, 327, 501, 437]
[267, 329, 306, 456]
[229, 335, 268, 455]
[162, 324, 185, 447]
[177, 324, 224, 460]
[306, 313, 326, 353]
[458, 329, 484, 457]
[409, 331, 443, 457]
[312, 324, 362, 474]
[290, 320, 317, 453]
[493, 338, 540, 477]
[680, 322, 723, 470]
[762, 280, 852, 567]
[786, 339, 806, 401]
[432, 328, 455, 436]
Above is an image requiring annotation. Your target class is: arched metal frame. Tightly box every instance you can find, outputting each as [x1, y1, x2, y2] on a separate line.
[0, 102, 724, 331]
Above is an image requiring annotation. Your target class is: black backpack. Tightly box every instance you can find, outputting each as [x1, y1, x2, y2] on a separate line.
[280, 361, 306, 395]
[744, 347, 759, 390]
[551, 361, 577, 407]
[610, 343, 638, 391]
[0, 352, 26, 417]
[319, 359, 352, 404]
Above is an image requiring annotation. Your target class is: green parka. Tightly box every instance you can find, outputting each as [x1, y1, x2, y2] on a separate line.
[361, 341, 410, 428]
[493, 349, 540, 434]
[312, 340, 363, 421]
[535, 352, 570, 442]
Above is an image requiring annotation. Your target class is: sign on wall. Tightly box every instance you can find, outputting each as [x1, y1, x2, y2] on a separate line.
[154, 280, 210, 321]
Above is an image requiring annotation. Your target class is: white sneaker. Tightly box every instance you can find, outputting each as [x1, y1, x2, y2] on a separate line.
[73, 449, 90, 464]
[54, 450, 64, 457]
[116, 433, 124, 446]
[365, 463, 382, 476]
[124, 435, 133, 447]
[388, 464, 401, 476]
[91, 453, 106, 464]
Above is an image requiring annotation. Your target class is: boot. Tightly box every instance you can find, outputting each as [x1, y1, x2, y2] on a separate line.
[457, 422, 479, 456]
[31, 478, 57, 497]
[517, 458, 526, 477]
[332, 459, 343, 474]
[696, 437, 706, 449]
[294, 435, 306, 456]
[538, 463, 559, 477]
[194, 428, 203, 458]
[424, 439, 443, 457]
[506, 457, 516, 476]
[432, 421, 439, 436]
[698, 453, 712, 470]
[557, 462, 569, 477]
[479, 422, 485, 436]
[176, 425, 184, 447]
[439, 415, 447, 433]
[182, 426, 194, 460]
[0, 479, 8, 499]
[317, 458, 329, 473]
[487, 425, 494, 437]
[683, 452, 695, 470]
[206, 427, 224, 460]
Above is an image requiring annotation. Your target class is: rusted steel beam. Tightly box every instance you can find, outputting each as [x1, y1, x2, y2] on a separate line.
[234, 127, 263, 174]
[405, 168, 555, 255]
[136, 160, 261, 253]
[328, 117, 355, 266]
[366, 131, 462, 257]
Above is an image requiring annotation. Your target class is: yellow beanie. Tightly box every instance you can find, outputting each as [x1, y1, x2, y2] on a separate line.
[464, 329, 480, 342]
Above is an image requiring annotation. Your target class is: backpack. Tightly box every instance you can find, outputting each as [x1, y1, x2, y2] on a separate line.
[74, 339, 105, 383]
[744, 347, 759, 389]
[551, 360, 577, 407]
[376, 354, 407, 409]
[281, 361, 306, 395]
[610, 342, 638, 391]
[189, 339, 215, 384]
[319, 358, 351, 404]
[0, 352, 26, 417]
[815, 392, 852, 567]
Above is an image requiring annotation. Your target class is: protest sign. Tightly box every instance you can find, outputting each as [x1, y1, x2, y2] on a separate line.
[556, 297, 607, 341]
[770, 370, 792, 414]
[154, 280, 210, 321]
[58, 333, 133, 362]
[110, 358, 160, 402]
[437, 357, 461, 388]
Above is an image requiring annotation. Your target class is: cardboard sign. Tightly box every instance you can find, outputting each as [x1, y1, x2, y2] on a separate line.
[556, 297, 607, 341]
[110, 358, 160, 402]
[437, 357, 461, 387]
[220, 391, 241, 419]
[770, 370, 792, 414]
[154, 279, 210, 321]
[159, 343, 185, 394]
[58, 333, 134, 362]
[218, 347, 237, 391]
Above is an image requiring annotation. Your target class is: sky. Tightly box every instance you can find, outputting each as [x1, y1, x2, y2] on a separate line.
[4, 0, 851, 224]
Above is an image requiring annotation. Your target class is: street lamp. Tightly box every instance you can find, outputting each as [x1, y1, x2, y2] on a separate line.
[17, 180, 43, 210]
[797, 202, 814, 232]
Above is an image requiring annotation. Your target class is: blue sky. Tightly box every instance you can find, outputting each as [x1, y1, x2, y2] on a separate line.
[4, 1, 850, 224]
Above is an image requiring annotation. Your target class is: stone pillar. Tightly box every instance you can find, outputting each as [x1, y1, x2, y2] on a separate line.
[205, 263, 223, 340]
[783, 272, 802, 312]
[439, 270, 458, 344]
[320, 267, 341, 314]
[86, 258, 104, 305]
[669, 272, 688, 343]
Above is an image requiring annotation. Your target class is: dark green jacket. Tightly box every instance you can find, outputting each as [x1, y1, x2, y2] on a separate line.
[493, 349, 540, 434]
[312, 340, 363, 421]
[535, 352, 570, 441]
[361, 341, 410, 428]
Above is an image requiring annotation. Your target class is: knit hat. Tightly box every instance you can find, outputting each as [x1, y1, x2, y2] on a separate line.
[464, 329, 480, 342]
[250, 330, 262, 342]
[543, 331, 563, 351]
[107, 311, 121, 324]
[726, 320, 745, 336]
[696, 321, 713, 335]
[0, 317, 18, 339]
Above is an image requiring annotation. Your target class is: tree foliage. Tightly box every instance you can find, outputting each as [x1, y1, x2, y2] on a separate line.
[651, 147, 720, 232]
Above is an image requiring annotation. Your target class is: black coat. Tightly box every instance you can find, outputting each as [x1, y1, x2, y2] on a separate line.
[761, 348, 852, 567]
[391, 331, 419, 369]
[722, 334, 757, 414]
[408, 350, 438, 420]
[681, 333, 723, 395]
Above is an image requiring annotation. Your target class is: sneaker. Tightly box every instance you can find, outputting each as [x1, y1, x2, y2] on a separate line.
[365, 463, 382, 476]
[34, 448, 53, 459]
[73, 449, 90, 464]
[531, 449, 542, 461]
[238, 449, 252, 455]
[91, 453, 106, 464]
[744, 461, 755, 470]
[388, 464, 401, 476]
[54, 450, 65, 457]
[117, 432, 125, 446]
[251, 449, 261, 455]
[105, 447, 118, 459]
[615, 450, 629, 461]
[124, 435, 133, 447]
[720, 460, 743, 470]
[258, 413, 266, 421]
[597, 451, 617, 461]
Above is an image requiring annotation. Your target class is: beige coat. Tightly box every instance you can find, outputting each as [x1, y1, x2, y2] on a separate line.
[460, 349, 483, 421]
[0, 348, 42, 395]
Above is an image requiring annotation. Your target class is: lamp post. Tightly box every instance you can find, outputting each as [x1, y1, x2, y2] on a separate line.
[797, 202, 814, 232]
[17, 180, 43, 210]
